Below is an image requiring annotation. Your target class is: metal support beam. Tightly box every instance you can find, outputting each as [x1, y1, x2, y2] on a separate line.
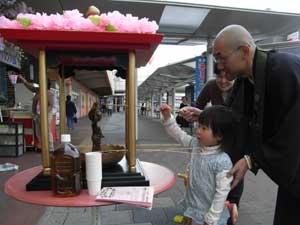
[206, 38, 214, 81]
[151, 93, 154, 118]
[171, 88, 176, 116]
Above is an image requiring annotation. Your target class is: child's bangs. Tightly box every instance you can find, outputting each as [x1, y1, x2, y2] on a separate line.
[198, 110, 214, 128]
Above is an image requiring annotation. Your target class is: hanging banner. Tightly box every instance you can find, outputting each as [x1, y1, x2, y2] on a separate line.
[195, 56, 206, 100]
[0, 35, 4, 51]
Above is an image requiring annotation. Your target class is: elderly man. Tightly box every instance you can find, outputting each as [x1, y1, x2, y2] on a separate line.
[212, 24, 300, 225]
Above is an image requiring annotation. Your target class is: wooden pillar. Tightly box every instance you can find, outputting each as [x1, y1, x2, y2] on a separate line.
[127, 51, 136, 171]
[59, 66, 66, 137]
[125, 70, 129, 161]
[39, 50, 50, 175]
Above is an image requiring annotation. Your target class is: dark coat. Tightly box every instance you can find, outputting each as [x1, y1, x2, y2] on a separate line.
[225, 77, 255, 163]
[248, 49, 300, 197]
[66, 100, 77, 117]
[177, 102, 189, 128]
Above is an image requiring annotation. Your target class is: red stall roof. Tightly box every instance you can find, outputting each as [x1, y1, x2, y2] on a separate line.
[0, 29, 163, 68]
[0, 29, 162, 96]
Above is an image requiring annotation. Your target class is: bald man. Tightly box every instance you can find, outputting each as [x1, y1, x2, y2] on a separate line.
[213, 24, 300, 225]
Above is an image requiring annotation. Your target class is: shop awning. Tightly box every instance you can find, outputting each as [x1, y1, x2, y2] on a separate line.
[138, 57, 197, 98]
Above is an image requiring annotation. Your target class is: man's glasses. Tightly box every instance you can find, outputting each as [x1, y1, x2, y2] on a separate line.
[213, 47, 241, 64]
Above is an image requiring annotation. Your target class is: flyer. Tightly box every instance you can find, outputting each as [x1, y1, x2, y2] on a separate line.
[96, 186, 154, 209]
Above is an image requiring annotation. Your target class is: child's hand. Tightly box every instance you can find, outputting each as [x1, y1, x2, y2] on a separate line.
[160, 104, 172, 120]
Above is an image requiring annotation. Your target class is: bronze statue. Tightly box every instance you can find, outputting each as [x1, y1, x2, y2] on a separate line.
[88, 102, 104, 151]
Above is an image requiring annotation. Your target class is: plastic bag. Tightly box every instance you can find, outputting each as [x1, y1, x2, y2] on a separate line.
[73, 116, 78, 123]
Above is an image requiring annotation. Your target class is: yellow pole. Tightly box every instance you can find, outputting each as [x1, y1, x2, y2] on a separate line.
[39, 50, 50, 175]
[127, 51, 136, 171]
[125, 76, 129, 160]
[59, 66, 66, 137]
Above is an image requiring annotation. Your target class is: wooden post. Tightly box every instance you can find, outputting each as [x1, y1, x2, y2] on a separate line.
[127, 51, 136, 171]
[59, 66, 66, 137]
[39, 50, 50, 175]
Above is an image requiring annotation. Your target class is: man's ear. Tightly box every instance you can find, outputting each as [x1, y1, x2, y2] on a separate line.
[240, 44, 250, 56]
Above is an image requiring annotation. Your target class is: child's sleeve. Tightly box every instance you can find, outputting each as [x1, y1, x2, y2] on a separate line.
[162, 115, 193, 147]
[204, 159, 233, 225]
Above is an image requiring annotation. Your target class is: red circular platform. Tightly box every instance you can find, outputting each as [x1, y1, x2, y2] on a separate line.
[5, 161, 176, 207]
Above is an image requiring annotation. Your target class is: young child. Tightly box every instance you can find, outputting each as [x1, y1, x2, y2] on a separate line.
[160, 104, 238, 225]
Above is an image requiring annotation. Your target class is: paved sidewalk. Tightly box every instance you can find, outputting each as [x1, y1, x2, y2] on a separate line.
[1, 112, 277, 225]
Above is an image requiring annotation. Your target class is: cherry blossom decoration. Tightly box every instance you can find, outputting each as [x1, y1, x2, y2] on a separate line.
[0, 9, 159, 34]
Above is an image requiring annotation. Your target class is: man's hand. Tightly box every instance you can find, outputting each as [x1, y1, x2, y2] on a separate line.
[18, 74, 26, 83]
[18, 74, 38, 92]
[159, 104, 172, 120]
[227, 158, 249, 189]
[180, 106, 201, 122]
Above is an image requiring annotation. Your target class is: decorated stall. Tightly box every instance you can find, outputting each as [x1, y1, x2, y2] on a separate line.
[0, 8, 163, 189]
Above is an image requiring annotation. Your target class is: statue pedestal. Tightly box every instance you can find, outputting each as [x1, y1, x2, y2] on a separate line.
[26, 158, 148, 191]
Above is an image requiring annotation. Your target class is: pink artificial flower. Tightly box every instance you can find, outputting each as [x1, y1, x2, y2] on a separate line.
[1, 9, 159, 33]
[139, 18, 159, 34]
[48, 14, 67, 30]
[0, 16, 22, 29]
[63, 9, 83, 19]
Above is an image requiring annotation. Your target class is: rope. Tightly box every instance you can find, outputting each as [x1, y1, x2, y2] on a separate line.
[84, 146, 201, 155]
[102, 103, 180, 112]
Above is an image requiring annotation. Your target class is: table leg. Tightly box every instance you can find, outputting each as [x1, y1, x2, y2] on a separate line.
[91, 206, 101, 225]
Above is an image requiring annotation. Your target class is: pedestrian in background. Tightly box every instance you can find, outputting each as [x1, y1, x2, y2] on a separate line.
[66, 95, 77, 130]
[141, 103, 146, 116]
[107, 102, 113, 116]
[176, 96, 190, 128]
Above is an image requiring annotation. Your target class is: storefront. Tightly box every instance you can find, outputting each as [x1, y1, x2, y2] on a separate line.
[65, 76, 98, 118]
[0, 37, 21, 106]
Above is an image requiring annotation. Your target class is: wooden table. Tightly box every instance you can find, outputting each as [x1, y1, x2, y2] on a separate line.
[5, 161, 176, 225]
